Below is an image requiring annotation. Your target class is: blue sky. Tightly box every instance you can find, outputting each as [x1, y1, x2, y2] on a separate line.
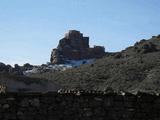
[0, 0, 160, 65]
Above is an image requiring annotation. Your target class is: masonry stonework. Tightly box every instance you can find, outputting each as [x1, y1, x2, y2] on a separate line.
[0, 92, 159, 120]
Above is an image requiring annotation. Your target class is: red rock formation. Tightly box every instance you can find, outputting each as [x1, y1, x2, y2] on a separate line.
[50, 30, 105, 64]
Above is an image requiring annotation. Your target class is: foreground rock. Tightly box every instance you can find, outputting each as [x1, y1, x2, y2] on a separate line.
[0, 92, 160, 120]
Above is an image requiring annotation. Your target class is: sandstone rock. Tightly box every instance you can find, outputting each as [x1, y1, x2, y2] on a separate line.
[50, 30, 105, 64]
[83, 108, 93, 117]
[20, 98, 29, 107]
[6, 97, 15, 101]
[29, 98, 40, 107]
[3, 104, 10, 109]
[17, 111, 24, 116]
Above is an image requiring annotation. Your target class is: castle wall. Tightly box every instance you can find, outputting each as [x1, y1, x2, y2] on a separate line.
[0, 92, 159, 120]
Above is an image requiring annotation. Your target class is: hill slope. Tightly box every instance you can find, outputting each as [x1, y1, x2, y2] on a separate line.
[0, 74, 61, 92]
[31, 35, 160, 94]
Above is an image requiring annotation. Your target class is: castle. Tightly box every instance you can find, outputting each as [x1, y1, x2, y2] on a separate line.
[50, 30, 105, 64]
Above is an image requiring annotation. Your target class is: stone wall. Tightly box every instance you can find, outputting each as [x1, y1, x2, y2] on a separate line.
[0, 92, 159, 120]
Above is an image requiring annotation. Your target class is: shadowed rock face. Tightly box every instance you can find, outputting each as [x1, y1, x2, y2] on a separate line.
[50, 30, 105, 64]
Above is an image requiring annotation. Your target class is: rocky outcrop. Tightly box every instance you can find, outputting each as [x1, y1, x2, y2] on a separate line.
[0, 62, 34, 75]
[50, 30, 105, 64]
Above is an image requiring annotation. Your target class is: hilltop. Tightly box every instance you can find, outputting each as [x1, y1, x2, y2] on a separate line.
[1, 32, 160, 94]
[31, 35, 160, 94]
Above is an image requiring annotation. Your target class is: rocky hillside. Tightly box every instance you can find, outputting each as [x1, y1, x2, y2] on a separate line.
[32, 35, 160, 94]
[0, 74, 60, 92]
[0, 63, 60, 92]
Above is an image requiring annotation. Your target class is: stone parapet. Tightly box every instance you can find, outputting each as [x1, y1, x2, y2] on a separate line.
[0, 92, 159, 120]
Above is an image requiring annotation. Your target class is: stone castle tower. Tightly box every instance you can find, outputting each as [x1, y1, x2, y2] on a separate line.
[50, 30, 105, 64]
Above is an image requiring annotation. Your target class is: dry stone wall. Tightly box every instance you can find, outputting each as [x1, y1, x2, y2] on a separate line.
[0, 92, 160, 120]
